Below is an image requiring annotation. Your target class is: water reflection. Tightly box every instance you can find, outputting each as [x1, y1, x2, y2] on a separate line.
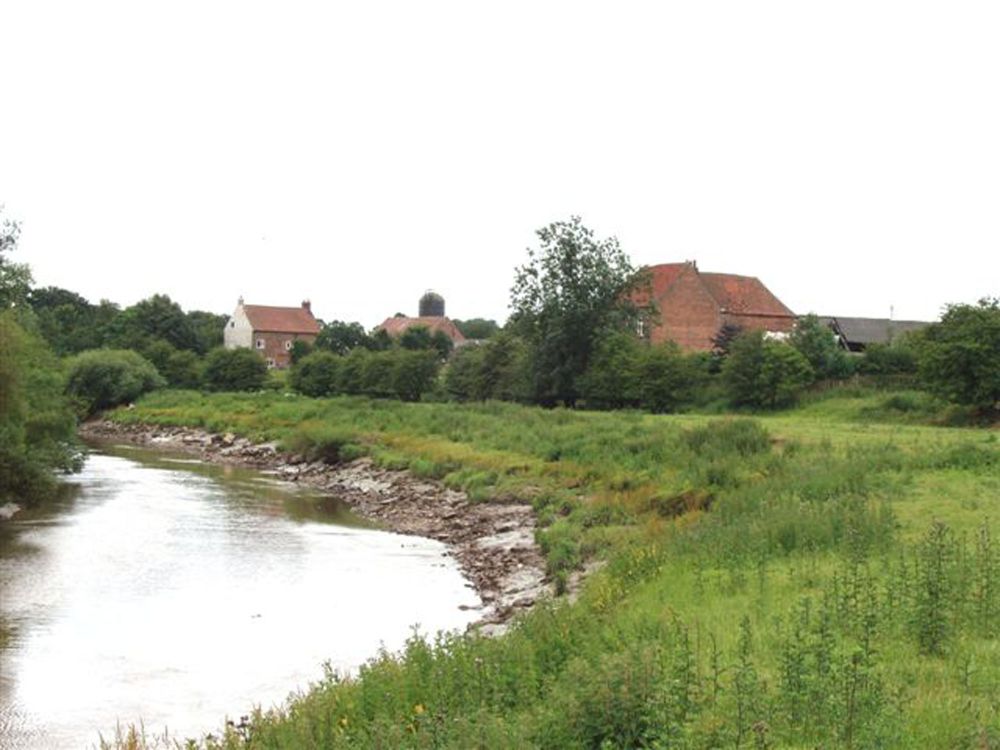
[0, 443, 480, 749]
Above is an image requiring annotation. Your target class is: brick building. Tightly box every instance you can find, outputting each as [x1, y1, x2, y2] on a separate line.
[376, 291, 468, 346]
[223, 298, 321, 368]
[637, 261, 796, 351]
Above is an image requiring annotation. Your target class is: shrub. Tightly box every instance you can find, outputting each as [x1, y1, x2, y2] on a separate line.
[445, 345, 487, 401]
[578, 331, 642, 409]
[289, 351, 341, 397]
[723, 332, 814, 408]
[391, 349, 439, 402]
[638, 342, 697, 413]
[65, 348, 164, 415]
[790, 313, 853, 380]
[201, 347, 268, 392]
[917, 298, 1000, 413]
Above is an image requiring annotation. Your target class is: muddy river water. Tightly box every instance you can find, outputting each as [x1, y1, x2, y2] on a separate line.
[0, 443, 480, 748]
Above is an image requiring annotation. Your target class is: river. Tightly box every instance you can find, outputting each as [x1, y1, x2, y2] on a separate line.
[0, 442, 481, 749]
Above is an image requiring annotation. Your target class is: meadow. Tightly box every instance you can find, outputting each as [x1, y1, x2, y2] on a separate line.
[106, 387, 999, 749]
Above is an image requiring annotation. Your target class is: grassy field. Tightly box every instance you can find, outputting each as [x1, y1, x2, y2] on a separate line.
[105, 387, 999, 749]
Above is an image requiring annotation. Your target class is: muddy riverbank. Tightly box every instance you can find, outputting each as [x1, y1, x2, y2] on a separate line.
[79, 420, 550, 633]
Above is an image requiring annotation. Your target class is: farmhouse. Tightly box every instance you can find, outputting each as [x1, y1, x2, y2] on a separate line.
[637, 261, 796, 351]
[818, 316, 930, 353]
[223, 298, 321, 368]
[376, 291, 467, 346]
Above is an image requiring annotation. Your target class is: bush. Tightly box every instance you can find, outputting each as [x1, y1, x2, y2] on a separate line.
[639, 342, 698, 413]
[201, 347, 268, 392]
[723, 332, 814, 409]
[790, 314, 853, 380]
[65, 348, 165, 415]
[289, 351, 341, 397]
[917, 298, 1000, 413]
[391, 350, 440, 402]
[578, 331, 642, 409]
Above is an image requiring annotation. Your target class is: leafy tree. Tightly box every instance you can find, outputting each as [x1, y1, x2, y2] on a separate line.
[290, 351, 342, 397]
[367, 328, 394, 352]
[361, 351, 395, 397]
[339, 348, 369, 394]
[430, 330, 454, 359]
[289, 339, 313, 364]
[509, 216, 650, 406]
[391, 350, 440, 402]
[0, 312, 81, 504]
[578, 331, 642, 409]
[399, 325, 434, 351]
[857, 341, 918, 376]
[0, 208, 32, 309]
[709, 322, 743, 372]
[316, 320, 370, 355]
[917, 299, 1000, 413]
[28, 286, 115, 354]
[162, 349, 202, 389]
[453, 318, 500, 340]
[480, 332, 533, 402]
[445, 345, 487, 401]
[202, 347, 268, 392]
[723, 331, 814, 409]
[186, 310, 228, 353]
[107, 294, 199, 352]
[790, 314, 853, 381]
[639, 342, 698, 413]
[65, 349, 165, 415]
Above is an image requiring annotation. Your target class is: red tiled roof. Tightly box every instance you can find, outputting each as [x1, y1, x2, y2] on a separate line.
[377, 316, 467, 343]
[699, 273, 795, 317]
[633, 263, 691, 305]
[243, 304, 321, 334]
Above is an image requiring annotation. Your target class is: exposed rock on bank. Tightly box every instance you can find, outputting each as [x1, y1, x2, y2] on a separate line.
[79, 420, 549, 634]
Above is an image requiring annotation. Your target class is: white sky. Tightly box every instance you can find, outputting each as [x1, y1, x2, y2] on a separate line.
[2, 1, 997, 328]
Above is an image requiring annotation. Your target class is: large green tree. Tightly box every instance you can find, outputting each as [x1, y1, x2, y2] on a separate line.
[0, 208, 32, 309]
[509, 217, 650, 406]
[917, 298, 1000, 413]
[107, 294, 199, 352]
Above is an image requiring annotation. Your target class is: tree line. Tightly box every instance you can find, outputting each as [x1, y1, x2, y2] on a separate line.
[2, 207, 997, 507]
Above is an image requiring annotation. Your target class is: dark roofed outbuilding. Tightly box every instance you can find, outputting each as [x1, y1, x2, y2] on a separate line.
[819, 316, 931, 352]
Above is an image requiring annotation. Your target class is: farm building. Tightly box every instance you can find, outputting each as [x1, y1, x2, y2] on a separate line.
[818, 316, 931, 352]
[376, 291, 467, 346]
[223, 298, 321, 368]
[635, 261, 796, 351]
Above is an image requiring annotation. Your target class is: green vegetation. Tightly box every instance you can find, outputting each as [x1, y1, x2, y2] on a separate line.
[106, 389, 999, 748]
[65, 349, 165, 416]
[202, 348, 269, 392]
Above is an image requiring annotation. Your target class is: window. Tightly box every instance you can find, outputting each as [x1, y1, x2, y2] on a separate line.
[266, 358, 275, 368]
[229, 321, 235, 328]
[256, 339, 265, 349]
[284, 340, 293, 351]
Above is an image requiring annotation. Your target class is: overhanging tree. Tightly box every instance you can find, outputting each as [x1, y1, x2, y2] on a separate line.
[509, 217, 651, 406]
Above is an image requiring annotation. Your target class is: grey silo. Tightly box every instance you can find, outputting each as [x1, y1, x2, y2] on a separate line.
[419, 290, 446, 317]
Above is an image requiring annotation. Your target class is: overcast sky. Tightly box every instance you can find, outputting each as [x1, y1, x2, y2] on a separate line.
[2, 1, 997, 328]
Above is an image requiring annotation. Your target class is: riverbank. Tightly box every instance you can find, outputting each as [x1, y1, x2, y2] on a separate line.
[79, 419, 549, 633]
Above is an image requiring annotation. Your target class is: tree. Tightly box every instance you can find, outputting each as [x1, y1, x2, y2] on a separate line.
[453, 318, 500, 340]
[202, 347, 268, 392]
[28, 286, 113, 354]
[917, 299, 1000, 413]
[107, 294, 199, 352]
[1, 312, 81, 504]
[316, 320, 370, 355]
[509, 217, 650, 406]
[65, 349, 165, 415]
[290, 351, 342, 397]
[391, 350, 440, 402]
[0, 207, 32, 309]
[790, 314, 852, 381]
[289, 339, 313, 364]
[186, 310, 228, 353]
[577, 331, 642, 409]
[639, 342, 698, 413]
[722, 331, 814, 409]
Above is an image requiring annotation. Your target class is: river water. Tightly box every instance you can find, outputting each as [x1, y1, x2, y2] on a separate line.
[0, 443, 481, 749]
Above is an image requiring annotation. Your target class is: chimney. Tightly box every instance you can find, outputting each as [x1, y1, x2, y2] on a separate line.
[302, 300, 311, 313]
[238, 295, 244, 305]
